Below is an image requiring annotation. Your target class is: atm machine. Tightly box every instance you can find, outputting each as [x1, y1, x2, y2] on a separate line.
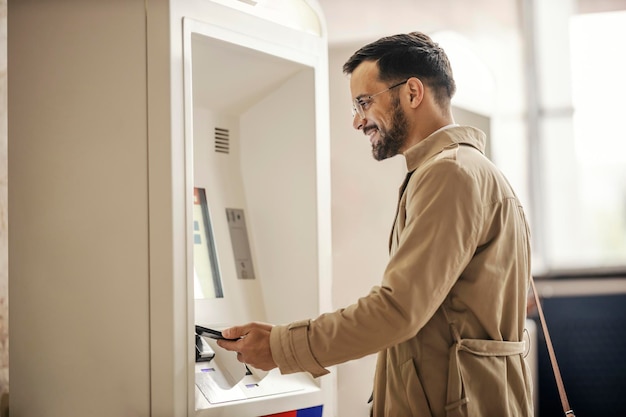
[8, 1, 333, 416]
[183, 8, 332, 417]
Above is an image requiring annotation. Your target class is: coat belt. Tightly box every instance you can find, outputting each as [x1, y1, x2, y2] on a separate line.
[445, 335, 526, 416]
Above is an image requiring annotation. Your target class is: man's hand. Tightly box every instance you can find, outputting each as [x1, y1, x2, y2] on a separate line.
[216, 322, 277, 371]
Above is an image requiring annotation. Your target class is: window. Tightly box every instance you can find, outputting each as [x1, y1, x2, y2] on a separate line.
[543, 11, 626, 271]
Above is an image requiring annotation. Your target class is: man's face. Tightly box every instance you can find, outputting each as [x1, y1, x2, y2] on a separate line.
[349, 61, 410, 161]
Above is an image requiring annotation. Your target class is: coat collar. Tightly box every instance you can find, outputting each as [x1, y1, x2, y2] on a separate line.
[403, 126, 486, 172]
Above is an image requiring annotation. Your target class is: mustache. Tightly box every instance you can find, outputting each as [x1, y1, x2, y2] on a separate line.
[363, 125, 379, 135]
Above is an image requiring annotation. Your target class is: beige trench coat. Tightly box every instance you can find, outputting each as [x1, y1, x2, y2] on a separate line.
[270, 126, 534, 417]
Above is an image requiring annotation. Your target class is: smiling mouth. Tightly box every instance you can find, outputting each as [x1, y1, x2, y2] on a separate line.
[364, 126, 379, 144]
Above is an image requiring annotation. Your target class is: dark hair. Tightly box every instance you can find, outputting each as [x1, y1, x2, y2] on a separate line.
[343, 32, 456, 107]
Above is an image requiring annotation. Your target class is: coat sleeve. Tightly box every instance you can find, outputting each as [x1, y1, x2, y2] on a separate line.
[270, 153, 484, 376]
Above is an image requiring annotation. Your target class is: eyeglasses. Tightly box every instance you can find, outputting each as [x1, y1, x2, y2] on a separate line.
[352, 79, 409, 119]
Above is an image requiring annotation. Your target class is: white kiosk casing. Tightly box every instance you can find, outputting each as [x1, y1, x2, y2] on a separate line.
[185, 7, 331, 416]
[8, 1, 334, 416]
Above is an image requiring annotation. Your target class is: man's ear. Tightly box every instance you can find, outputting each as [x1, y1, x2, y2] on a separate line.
[406, 77, 424, 108]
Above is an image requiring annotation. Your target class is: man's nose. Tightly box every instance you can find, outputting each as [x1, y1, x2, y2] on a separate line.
[352, 113, 365, 130]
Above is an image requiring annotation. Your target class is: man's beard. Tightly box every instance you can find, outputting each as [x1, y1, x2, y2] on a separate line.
[371, 97, 409, 161]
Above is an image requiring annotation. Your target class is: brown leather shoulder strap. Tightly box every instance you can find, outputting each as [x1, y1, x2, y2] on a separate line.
[530, 276, 576, 417]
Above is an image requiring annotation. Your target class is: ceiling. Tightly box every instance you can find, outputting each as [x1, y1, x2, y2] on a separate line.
[315, 0, 519, 46]
[315, 0, 626, 46]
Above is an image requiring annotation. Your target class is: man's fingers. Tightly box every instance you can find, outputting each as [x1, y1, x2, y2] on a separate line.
[214, 323, 276, 370]
[221, 322, 271, 339]
[216, 338, 241, 352]
[221, 324, 250, 340]
[216, 324, 254, 351]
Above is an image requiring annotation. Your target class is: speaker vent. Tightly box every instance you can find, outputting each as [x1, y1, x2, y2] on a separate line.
[214, 127, 230, 154]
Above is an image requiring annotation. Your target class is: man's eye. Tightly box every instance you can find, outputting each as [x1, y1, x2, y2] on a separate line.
[358, 100, 371, 109]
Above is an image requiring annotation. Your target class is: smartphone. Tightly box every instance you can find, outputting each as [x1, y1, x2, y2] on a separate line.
[195, 325, 238, 341]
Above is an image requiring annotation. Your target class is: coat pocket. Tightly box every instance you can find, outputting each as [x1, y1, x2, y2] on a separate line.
[445, 339, 527, 417]
[398, 358, 433, 417]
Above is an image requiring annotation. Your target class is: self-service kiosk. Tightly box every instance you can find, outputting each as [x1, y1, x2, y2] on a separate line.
[9, 1, 333, 416]
[183, 11, 331, 416]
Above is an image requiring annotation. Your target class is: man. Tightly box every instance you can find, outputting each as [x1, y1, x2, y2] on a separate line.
[218, 32, 534, 417]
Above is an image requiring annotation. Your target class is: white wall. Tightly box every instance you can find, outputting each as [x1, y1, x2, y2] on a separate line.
[328, 45, 406, 416]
